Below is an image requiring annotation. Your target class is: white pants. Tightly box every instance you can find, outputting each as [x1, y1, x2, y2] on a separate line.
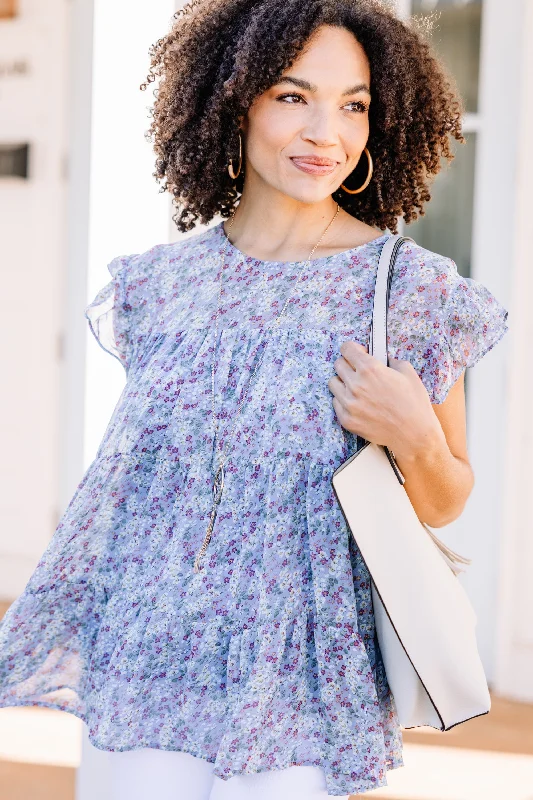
[109, 747, 350, 800]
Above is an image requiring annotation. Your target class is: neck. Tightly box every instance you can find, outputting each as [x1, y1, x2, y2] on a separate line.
[223, 190, 342, 263]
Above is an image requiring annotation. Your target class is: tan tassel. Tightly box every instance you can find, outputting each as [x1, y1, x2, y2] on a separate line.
[421, 522, 472, 576]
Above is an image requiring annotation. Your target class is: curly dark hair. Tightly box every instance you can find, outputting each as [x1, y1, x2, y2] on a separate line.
[140, 0, 464, 234]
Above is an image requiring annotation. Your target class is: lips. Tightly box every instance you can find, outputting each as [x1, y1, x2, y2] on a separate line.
[290, 156, 338, 166]
[290, 156, 339, 175]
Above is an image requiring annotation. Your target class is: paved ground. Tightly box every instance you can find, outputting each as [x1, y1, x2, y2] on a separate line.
[1, 601, 532, 800]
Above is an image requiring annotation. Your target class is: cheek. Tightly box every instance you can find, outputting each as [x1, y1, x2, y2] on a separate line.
[246, 103, 301, 161]
[343, 116, 370, 157]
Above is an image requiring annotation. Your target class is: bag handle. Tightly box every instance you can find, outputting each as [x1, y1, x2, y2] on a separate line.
[364, 234, 413, 485]
[368, 233, 472, 573]
[369, 234, 414, 365]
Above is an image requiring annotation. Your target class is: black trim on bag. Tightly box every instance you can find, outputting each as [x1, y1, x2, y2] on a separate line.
[331, 463, 442, 730]
[331, 431, 489, 731]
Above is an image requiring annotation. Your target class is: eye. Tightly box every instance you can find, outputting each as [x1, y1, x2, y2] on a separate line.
[276, 92, 305, 104]
[344, 100, 369, 114]
[276, 93, 369, 114]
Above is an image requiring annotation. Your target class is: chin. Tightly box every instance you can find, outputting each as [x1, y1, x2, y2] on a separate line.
[275, 182, 333, 205]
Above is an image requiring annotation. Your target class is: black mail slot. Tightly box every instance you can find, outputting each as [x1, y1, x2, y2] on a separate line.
[0, 144, 29, 178]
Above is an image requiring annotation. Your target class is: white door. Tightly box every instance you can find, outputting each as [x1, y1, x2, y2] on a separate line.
[396, 0, 511, 686]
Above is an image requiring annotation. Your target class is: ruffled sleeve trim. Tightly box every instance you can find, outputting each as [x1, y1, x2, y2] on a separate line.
[387, 246, 509, 405]
[84, 254, 138, 374]
[432, 273, 509, 404]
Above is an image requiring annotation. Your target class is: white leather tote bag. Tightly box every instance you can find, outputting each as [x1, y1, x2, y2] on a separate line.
[331, 234, 491, 731]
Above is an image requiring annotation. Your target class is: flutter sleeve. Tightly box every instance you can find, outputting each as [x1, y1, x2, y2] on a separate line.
[84, 253, 139, 374]
[387, 244, 509, 405]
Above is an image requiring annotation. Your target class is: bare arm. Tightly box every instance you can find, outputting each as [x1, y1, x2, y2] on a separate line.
[394, 369, 474, 527]
[329, 341, 474, 529]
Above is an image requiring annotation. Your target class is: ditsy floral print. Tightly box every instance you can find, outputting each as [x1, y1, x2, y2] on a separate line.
[0, 222, 509, 796]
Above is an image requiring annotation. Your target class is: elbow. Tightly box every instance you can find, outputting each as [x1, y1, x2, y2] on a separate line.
[422, 469, 475, 528]
[424, 505, 464, 528]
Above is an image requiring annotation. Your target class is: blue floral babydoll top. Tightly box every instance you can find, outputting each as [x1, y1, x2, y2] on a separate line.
[0, 221, 509, 796]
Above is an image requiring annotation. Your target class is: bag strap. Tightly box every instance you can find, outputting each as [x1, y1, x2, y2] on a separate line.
[368, 233, 472, 571]
[369, 234, 414, 365]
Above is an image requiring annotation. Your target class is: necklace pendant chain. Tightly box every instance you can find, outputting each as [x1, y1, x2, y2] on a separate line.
[193, 462, 225, 573]
[193, 203, 341, 572]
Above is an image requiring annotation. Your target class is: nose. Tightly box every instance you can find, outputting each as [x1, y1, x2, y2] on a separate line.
[300, 109, 339, 147]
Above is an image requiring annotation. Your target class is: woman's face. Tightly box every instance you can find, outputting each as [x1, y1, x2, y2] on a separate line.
[240, 24, 371, 204]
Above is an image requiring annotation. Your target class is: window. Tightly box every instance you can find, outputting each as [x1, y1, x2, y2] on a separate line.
[398, 0, 483, 280]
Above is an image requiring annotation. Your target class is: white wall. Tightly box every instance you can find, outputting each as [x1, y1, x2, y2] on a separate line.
[493, 0, 533, 702]
[0, 0, 68, 600]
[394, 0, 516, 688]
[447, 0, 518, 684]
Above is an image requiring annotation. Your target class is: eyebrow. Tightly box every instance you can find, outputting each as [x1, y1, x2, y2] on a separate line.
[273, 76, 371, 96]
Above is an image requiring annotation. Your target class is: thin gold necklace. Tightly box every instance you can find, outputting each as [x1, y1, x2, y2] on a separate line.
[193, 203, 341, 573]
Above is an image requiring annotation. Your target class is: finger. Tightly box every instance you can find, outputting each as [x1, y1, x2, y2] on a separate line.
[339, 340, 371, 370]
[332, 396, 362, 435]
[332, 396, 346, 423]
[333, 355, 359, 389]
[328, 375, 353, 407]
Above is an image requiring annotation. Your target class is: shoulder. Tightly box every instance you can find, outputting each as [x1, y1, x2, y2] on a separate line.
[111, 223, 220, 282]
[86, 225, 221, 373]
[389, 237, 508, 328]
[109, 224, 220, 307]
[389, 238, 459, 312]
[385, 237, 509, 404]
[168, 223, 222, 271]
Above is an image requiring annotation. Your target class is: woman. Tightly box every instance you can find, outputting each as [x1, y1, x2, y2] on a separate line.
[0, 1, 509, 799]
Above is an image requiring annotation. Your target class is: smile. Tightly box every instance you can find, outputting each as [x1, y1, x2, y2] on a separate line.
[289, 157, 339, 176]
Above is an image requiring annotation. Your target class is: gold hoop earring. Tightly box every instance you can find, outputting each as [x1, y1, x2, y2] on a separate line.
[228, 130, 243, 179]
[340, 147, 373, 194]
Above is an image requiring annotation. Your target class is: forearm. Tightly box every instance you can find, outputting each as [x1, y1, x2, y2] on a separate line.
[393, 425, 474, 528]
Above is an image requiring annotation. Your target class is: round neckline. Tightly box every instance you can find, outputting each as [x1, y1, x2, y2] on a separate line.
[215, 220, 390, 266]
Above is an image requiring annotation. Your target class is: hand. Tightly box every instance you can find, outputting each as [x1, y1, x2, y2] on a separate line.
[327, 340, 441, 461]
